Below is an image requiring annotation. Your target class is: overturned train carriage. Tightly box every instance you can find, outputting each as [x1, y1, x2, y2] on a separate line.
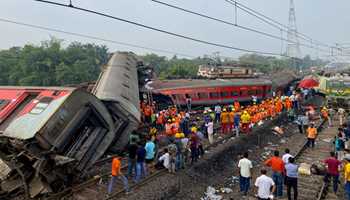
[0, 87, 116, 197]
[93, 52, 141, 152]
[0, 52, 141, 198]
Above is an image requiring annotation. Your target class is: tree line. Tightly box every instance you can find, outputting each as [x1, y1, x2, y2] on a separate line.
[0, 38, 327, 86]
[0, 38, 108, 86]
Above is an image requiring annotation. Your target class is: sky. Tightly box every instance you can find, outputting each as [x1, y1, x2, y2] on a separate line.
[0, 0, 349, 59]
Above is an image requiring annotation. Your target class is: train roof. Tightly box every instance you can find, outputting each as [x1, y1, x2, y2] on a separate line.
[0, 86, 76, 91]
[0, 87, 75, 139]
[146, 78, 272, 91]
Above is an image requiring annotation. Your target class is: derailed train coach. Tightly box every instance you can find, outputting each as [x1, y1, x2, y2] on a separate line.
[0, 52, 141, 198]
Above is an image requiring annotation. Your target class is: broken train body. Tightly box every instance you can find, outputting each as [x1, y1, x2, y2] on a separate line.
[0, 52, 141, 198]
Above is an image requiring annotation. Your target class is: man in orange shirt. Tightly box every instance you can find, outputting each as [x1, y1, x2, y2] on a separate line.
[143, 105, 152, 124]
[307, 123, 317, 148]
[107, 156, 129, 195]
[265, 150, 285, 197]
[234, 101, 240, 112]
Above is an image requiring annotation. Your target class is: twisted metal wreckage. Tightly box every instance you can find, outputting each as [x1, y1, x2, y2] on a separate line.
[0, 52, 144, 198]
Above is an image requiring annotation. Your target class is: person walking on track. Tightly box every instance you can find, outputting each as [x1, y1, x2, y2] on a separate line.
[107, 156, 129, 196]
[324, 152, 341, 194]
[306, 123, 317, 148]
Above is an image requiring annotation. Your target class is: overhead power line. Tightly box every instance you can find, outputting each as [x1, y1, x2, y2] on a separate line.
[0, 17, 196, 58]
[226, 0, 332, 49]
[151, 0, 330, 54]
[33, 0, 288, 57]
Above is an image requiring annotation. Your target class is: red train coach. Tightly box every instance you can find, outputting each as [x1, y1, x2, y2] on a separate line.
[146, 78, 272, 106]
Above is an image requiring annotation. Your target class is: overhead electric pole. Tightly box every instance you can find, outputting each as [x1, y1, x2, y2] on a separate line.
[286, 0, 302, 72]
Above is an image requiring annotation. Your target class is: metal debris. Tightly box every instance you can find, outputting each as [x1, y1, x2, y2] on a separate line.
[322, 138, 332, 143]
[220, 187, 233, 194]
[201, 186, 223, 200]
[0, 158, 11, 181]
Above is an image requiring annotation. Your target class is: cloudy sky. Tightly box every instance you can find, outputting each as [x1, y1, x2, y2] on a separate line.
[0, 0, 349, 59]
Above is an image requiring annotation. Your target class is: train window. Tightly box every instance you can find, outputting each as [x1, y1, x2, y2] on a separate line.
[248, 90, 256, 95]
[30, 97, 53, 114]
[209, 92, 219, 98]
[231, 91, 239, 97]
[256, 90, 262, 95]
[177, 94, 185, 100]
[185, 94, 190, 99]
[240, 90, 247, 96]
[190, 93, 197, 99]
[0, 99, 9, 111]
[30, 103, 49, 114]
[198, 93, 208, 99]
[221, 92, 229, 98]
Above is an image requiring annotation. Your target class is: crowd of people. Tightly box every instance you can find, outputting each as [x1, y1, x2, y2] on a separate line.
[237, 107, 350, 200]
[106, 87, 350, 199]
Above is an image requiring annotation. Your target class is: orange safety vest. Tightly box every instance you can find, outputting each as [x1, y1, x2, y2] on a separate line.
[307, 127, 317, 139]
[229, 112, 235, 123]
[171, 122, 179, 135]
[285, 100, 292, 110]
[221, 112, 230, 124]
[156, 114, 165, 125]
[234, 102, 240, 111]
[165, 123, 172, 135]
[144, 106, 152, 116]
[111, 158, 121, 176]
[276, 101, 283, 113]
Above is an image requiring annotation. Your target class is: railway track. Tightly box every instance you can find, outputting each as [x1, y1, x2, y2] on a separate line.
[280, 119, 341, 200]
[13, 97, 327, 200]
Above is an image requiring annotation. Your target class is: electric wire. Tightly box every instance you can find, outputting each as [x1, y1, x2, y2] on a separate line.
[0, 18, 196, 58]
[151, 0, 330, 54]
[226, 0, 331, 48]
[33, 0, 289, 57]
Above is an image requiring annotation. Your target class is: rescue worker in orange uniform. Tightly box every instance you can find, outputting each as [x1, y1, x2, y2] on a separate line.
[170, 118, 179, 135]
[321, 107, 331, 127]
[143, 104, 153, 124]
[285, 97, 292, 111]
[275, 98, 283, 114]
[306, 123, 317, 148]
[240, 110, 251, 133]
[234, 101, 240, 112]
[220, 108, 230, 134]
[165, 119, 172, 136]
[156, 112, 166, 131]
[229, 108, 235, 132]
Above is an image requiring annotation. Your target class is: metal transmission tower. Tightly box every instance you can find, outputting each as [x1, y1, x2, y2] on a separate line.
[287, 0, 302, 71]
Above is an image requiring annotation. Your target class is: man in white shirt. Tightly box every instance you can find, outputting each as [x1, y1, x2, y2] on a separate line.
[205, 119, 214, 144]
[214, 105, 221, 123]
[158, 148, 170, 170]
[238, 152, 253, 196]
[255, 169, 276, 200]
[282, 148, 293, 164]
[338, 108, 346, 126]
